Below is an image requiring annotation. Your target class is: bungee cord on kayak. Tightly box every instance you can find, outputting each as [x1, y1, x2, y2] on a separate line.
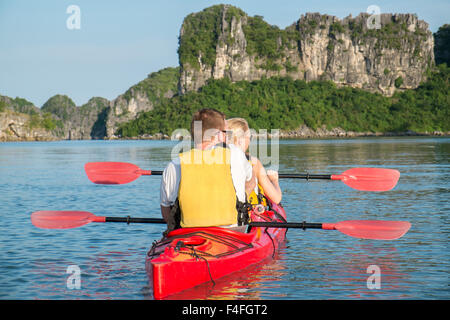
[147, 230, 254, 260]
[146, 229, 257, 288]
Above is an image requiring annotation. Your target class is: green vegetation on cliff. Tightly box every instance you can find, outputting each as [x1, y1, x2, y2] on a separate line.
[434, 24, 450, 65]
[117, 64, 449, 137]
[243, 15, 284, 67]
[41, 95, 77, 121]
[0, 95, 40, 115]
[0, 95, 63, 133]
[178, 4, 302, 72]
[27, 112, 62, 131]
[178, 5, 223, 69]
[122, 67, 179, 103]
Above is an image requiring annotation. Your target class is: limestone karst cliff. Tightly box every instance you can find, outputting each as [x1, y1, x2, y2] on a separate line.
[104, 67, 179, 138]
[178, 5, 434, 96]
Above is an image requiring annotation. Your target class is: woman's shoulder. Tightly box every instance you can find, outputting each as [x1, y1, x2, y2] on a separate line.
[249, 156, 262, 167]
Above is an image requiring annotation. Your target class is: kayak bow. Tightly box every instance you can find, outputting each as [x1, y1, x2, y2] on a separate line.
[145, 201, 287, 299]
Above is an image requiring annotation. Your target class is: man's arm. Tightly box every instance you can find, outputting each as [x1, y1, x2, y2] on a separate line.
[160, 205, 172, 222]
[160, 161, 180, 220]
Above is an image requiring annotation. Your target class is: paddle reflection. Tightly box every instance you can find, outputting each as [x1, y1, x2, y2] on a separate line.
[321, 243, 412, 299]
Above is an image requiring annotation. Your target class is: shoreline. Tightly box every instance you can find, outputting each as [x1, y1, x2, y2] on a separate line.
[1, 128, 449, 142]
[117, 130, 450, 140]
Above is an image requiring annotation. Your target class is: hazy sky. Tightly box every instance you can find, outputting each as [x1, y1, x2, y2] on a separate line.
[1, 0, 448, 107]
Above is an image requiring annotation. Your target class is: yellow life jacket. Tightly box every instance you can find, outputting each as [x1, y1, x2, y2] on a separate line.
[248, 184, 267, 206]
[178, 146, 237, 228]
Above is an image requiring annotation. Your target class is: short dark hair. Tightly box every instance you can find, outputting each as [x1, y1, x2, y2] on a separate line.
[190, 108, 225, 141]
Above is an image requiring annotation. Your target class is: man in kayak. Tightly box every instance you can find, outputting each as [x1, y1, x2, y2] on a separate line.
[226, 117, 282, 205]
[160, 108, 254, 233]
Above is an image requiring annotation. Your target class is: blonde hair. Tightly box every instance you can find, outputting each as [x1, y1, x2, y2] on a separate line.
[226, 118, 250, 145]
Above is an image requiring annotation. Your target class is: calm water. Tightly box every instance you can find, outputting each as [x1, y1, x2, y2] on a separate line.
[0, 137, 448, 300]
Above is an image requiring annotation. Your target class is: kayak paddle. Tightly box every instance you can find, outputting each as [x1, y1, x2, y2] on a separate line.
[85, 162, 400, 191]
[248, 220, 411, 240]
[85, 162, 162, 185]
[278, 167, 400, 192]
[31, 211, 411, 240]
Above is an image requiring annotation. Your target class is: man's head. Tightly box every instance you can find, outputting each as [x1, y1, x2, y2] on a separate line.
[191, 108, 227, 145]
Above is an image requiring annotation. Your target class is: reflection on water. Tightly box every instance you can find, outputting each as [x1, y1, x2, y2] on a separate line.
[161, 248, 289, 300]
[0, 137, 448, 299]
[322, 244, 412, 299]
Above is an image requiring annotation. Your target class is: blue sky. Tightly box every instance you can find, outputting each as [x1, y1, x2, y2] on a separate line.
[0, 0, 448, 107]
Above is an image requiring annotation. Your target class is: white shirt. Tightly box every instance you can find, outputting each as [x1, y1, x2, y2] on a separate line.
[160, 144, 252, 207]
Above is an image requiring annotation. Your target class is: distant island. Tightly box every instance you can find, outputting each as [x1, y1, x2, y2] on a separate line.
[1, 4, 449, 142]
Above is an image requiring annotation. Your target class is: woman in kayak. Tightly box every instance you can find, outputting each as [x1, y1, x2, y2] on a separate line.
[226, 118, 282, 205]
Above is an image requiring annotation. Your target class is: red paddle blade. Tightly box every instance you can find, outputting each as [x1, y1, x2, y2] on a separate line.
[323, 220, 411, 240]
[31, 211, 105, 229]
[85, 162, 143, 184]
[332, 168, 400, 191]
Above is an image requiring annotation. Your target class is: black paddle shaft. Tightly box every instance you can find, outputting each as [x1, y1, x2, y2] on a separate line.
[105, 217, 166, 224]
[278, 173, 332, 180]
[104, 217, 323, 230]
[150, 171, 330, 179]
[248, 222, 323, 229]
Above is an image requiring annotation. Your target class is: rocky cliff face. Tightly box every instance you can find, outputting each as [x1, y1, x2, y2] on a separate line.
[104, 67, 179, 138]
[0, 96, 57, 141]
[0, 94, 109, 141]
[41, 95, 109, 140]
[106, 90, 153, 138]
[178, 5, 434, 96]
[0, 68, 179, 141]
[0, 109, 57, 141]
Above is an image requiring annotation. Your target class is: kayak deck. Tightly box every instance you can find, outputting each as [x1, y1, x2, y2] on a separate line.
[145, 202, 287, 299]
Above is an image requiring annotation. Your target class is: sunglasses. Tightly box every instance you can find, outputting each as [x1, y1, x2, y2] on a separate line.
[218, 130, 232, 136]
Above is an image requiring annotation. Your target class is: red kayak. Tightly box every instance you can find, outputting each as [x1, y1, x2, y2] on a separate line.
[145, 201, 287, 299]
